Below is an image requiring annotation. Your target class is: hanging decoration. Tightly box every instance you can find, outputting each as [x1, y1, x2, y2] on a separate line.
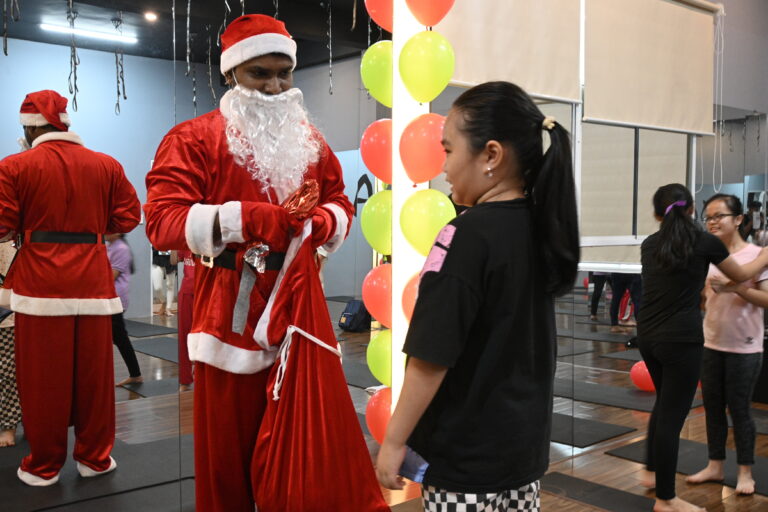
[67, 0, 80, 111]
[273, 0, 279, 19]
[206, 26, 217, 102]
[112, 12, 128, 115]
[327, 0, 333, 95]
[217, 0, 231, 47]
[240, 0, 245, 16]
[3, 0, 21, 56]
[351, 0, 357, 30]
[172, 0, 177, 124]
[186, 0, 197, 116]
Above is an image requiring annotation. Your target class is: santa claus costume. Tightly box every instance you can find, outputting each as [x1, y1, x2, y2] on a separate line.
[0, 90, 141, 486]
[145, 15, 388, 512]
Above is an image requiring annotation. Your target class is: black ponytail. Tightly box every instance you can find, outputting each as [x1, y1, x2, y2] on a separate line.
[453, 81, 580, 296]
[652, 184, 700, 270]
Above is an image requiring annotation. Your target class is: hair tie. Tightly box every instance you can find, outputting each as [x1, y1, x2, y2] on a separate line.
[664, 200, 687, 216]
[542, 116, 556, 131]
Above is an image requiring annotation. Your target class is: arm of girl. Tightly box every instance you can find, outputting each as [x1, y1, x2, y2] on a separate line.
[716, 247, 768, 283]
[376, 357, 448, 490]
[711, 275, 768, 308]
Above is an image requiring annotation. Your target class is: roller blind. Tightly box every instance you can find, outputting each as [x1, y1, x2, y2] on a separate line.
[436, 0, 580, 102]
[584, 0, 717, 134]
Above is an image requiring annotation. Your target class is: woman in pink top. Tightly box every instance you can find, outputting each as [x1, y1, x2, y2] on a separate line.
[687, 194, 768, 495]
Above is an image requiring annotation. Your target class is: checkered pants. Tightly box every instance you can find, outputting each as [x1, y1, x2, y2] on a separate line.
[0, 327, 21, 430]
[422, 480, 540, 512]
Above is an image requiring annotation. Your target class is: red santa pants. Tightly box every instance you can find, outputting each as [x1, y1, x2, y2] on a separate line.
[177, 288, 194, 386]
[14, 314, 115, 479]
[194, 362, 269, 512]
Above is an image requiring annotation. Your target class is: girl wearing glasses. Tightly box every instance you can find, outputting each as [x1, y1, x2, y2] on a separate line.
[686, 194, 768, 495]
[638, 184, 768, 512]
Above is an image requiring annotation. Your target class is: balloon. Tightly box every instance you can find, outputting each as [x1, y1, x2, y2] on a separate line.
[402, 273, 420, 322]
[366, 329, 392, 387]
[400, 189, 456, 256]
[630, 361, 655, 392]
[365, 387, 391, 444]
[360, 190, 392, 255]
[361, 119, 392, 184]
[406, 0, 455, 27]
[364, 0, 393, 33]
[361, 40, 393, 107]
[400, 113, 446, 184]
[399, 31, 454, 103]
[362, 264, 392, 328]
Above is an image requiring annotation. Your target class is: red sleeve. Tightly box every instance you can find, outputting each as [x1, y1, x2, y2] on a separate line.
[0, 160, 20, 239]
[107, 160, 141, 234]
[312, 141, 354, 250]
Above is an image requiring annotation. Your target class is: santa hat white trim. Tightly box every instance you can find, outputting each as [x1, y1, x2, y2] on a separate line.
[320, 203, 350, 254]
[0, 288, 122, 316]
[31, 131, 83, 149]
[20, 112, 70, 127]
[185, 203, 226, 257]
[220, 32, 297, 75]
[187, 331, 277, 374]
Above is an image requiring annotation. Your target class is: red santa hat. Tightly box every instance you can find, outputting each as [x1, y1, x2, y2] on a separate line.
[19, 90, 70, 132]
[220, 14, 297, 75]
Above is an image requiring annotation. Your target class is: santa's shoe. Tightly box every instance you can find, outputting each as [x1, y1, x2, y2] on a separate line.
[77, 456, 117, 478]
[17, 467, 60, 486]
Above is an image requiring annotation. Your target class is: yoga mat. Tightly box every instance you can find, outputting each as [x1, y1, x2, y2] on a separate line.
[124, 320, 177, 338]
[0, 435, 194, 511]
[558, 329, 632, 344]
[343, 359, 380, 389]
[326, 295, 355, 303]
[556, 340, 595, 357]
[730, 408, 768, 435]
[132, 337, 179, 363]
[554, 379, 703, 412]
[121, 378, 180, 398]
[541, 472, 654, 511]
[606, 438, 768, 497]
[47, 479, 196, 512]
[551, 414, 636, 448]
[601, 349, 643, 362]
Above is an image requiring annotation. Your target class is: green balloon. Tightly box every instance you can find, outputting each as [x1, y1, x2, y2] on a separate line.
[400, 189, 456, 256]
[399, 31, 455, 104]
[366, 329, 392, 387]
[361, 40, 393, 108]
[361, 189, 392, 255]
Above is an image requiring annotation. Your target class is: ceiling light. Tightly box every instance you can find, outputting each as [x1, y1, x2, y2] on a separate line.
[40, 23, 138, 44]
[144, 12, 158, 22]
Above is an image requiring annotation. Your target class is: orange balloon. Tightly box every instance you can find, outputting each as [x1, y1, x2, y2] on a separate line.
[365, 387, 391, 444]
[399, 113, 446, 184]
[406, 0, 455, 26]
[402, 273, 420, 322]
[361, 119, 392, 184]
[364, 0, 393, 33]
[630, 361, 655, 392]
[362, 263, 392, 328]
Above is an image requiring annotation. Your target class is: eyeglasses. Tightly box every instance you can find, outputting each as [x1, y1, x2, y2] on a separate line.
[702, 213, 736, 224]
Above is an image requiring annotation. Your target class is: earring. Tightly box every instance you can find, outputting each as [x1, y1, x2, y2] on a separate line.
[485, 167, 494, 178]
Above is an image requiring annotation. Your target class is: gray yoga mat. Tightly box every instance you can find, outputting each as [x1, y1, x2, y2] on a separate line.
[124, 320, 177, 338]
[121, 378, 180, 398]
[554, 379, 703, 412]
[556, 340, 596, 357]
[551, 414, 636, 448]
[541, 472, 654, 511]
[132, 337, 179, 363]
[558, 329, 632, 344]
[47, 479, 196, 512]
[343, 359, 380, 389]
[600, 349, 643, 362]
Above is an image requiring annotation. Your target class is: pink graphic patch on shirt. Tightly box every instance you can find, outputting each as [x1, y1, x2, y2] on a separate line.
[435, 224, 457, 248]
[420, 225, 456, 276]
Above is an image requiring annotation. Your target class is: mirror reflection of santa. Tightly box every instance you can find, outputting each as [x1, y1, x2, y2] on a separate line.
[145, 14, 388, 512]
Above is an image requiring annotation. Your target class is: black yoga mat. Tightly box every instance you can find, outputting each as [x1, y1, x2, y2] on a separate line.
[121, 378, 180, 398]
[541, 472, 654, 512]
[555, 307, 591, 317]
[47, 479, 196, 512]
[601, 349, 643, 362]
[0, 434, 194, 511]
[558, 329, 632, 344]
[551, 414, 636, 448]
[554, 379, 703, 412]
[607, 438, 768, 497]
[343, 359, 380, 389]
[132, 336, 179, 363]
[556, 340, 595, 357]
[124, 320, 177, 338]
[326, 295, 355, 303]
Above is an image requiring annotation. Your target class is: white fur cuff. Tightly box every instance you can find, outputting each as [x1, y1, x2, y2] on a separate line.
[219, 201, 245, 244]
[185, 204, 225, 257]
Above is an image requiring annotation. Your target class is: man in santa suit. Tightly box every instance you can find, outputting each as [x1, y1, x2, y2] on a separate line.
[0, 89, 141, 486]
[144, 14, 354, 511]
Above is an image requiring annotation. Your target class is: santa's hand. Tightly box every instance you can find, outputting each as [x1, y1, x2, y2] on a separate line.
[237, 201, 302, 246]
[376, 440, 407, 490]
[310, 206, 335, 247]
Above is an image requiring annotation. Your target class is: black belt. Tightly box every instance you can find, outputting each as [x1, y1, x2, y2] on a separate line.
[200, 249, 285, 271]
[25, 231, 104, 244]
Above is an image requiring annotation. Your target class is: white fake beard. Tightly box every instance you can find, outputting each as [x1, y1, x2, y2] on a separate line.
[222, 85, 321, 201]
[17, 137, 31, 152]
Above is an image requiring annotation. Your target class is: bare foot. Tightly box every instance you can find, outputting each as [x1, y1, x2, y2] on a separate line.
[589, 315, 598, 321]
[686, 461, 724, 484]
[640, 469, 656, 489]
[610, 325, 630, 334]
[653, 497, 705, 512]
[0, 429, 16, 447]
[735, 466, 755, 495]
[178, 384, 192, 392]
[116, 376, 143, 387]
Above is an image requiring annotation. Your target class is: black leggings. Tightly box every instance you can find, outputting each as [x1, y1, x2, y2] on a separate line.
[700, 347, 763, 465]
[112, 313, 141, 378]
[590, 274, 610, 316]
[639, 341, 702, 500]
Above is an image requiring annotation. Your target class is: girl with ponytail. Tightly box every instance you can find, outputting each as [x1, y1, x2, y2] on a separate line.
[638, 184, 768, 512]
[376, 82, 578, 511]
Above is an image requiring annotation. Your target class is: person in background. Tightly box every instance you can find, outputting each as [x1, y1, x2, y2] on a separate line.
[609, 272, 642, 333]
[0, 240, 19, 447]
[152, 248, 178, 316]
[107, 233, 142, 387]
[589, 271, 610, 321]
[177, 249, 195, 392]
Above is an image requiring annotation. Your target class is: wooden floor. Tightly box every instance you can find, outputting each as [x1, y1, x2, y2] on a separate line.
[105, 296, 768, 511]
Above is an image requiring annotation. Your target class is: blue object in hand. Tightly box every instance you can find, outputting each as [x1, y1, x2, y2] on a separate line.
[399, 446, 429, 483]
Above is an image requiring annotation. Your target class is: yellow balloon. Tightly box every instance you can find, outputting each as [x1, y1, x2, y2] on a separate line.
[361, 40, 393, 108]
[361, 190, 392, 255]
[400, 189, 456, 256]
[399, 31, 454, 103]
[366, 329, 392, 387]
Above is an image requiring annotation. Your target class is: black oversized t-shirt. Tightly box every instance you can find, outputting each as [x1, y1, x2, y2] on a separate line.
[638, 230, 729, 343]
[403, 199, 556, 494]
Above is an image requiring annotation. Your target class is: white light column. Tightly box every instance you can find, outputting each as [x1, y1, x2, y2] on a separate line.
[391, 1, 429, 407]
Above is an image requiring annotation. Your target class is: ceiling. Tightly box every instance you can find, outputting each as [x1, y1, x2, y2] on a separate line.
[3, 0, 385, 69]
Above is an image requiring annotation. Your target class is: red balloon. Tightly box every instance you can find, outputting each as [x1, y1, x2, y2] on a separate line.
[361, 119, 392, 184]
[406, 0, 455, 27]
[365, 387, 391, 444]
[364, 0, 393, 33]
[399, 113, 446, 184]
[630, 361, 655, 392]
[402, 273, 420, 322]
[362, 264, 392, 328]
